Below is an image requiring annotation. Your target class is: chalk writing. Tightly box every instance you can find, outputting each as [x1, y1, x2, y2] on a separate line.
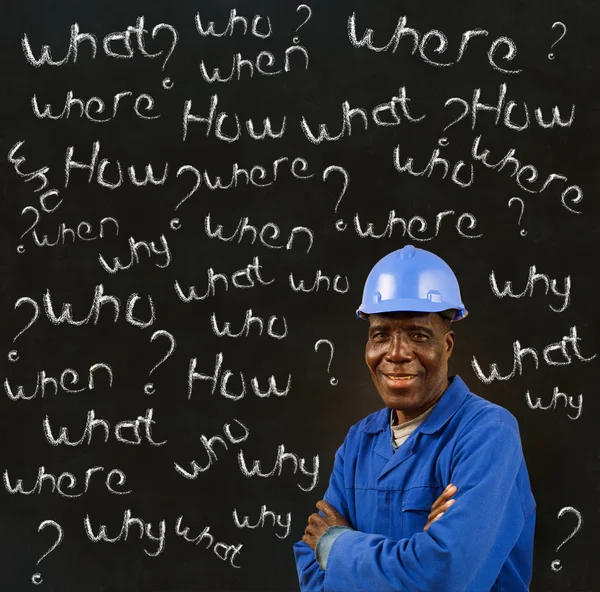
[526, 387, 582, 420]
[237, 444, 319, 491]
[471, 326, 596, 384]
[232, 505, 291, 539]
[43, 408, 167, 446]
[489, 266, 571, 312]
[188, 353, 291, 400]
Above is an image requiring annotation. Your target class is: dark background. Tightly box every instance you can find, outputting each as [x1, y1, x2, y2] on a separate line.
[1, 1, 598, 590]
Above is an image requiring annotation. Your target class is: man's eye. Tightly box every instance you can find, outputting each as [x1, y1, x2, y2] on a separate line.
[371, 332, 387, 340]
[413, 333, 428, 341]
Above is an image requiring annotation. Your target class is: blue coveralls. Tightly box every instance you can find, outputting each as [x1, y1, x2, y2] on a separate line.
[294, 376, 536, 591]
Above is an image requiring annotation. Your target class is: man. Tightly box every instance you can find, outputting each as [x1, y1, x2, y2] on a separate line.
[294, 245, 536, 591]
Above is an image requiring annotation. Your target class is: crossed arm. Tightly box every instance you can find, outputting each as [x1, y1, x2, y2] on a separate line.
[302, 484, 457, 551]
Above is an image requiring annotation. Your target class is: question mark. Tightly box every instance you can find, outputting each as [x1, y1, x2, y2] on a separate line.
[508, 197, 527, 236]
[144, 329, 177, 395]
[548, 22, 567, 60]
[293, 4, 312, 44]
[323, 165, 350, 231]
[314, 339, 338, 386]
[152, 22, 179, 89]
[551, 506, 582, 571]
[31, 520, 64, 585]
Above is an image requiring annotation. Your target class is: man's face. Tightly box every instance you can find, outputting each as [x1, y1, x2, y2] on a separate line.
[365, 311, 455, 422]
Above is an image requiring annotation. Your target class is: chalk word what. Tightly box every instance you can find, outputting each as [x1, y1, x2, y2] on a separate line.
[471, 325, 595, 384]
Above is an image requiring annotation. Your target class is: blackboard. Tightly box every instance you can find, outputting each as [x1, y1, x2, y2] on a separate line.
[1, 0, 598, 590]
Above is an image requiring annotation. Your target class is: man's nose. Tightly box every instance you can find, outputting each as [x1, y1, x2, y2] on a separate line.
[385, 334, 413, 362]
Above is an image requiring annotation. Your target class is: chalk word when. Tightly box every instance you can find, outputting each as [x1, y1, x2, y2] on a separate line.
[4, 361, 112, 400]
[21, 210, 118, 248]
[199, 46, 308, 83]
[205, 213, 314, 253]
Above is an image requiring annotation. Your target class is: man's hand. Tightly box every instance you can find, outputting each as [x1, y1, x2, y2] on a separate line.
[424, 484, 457, 532]
[302, 500, 350, 550]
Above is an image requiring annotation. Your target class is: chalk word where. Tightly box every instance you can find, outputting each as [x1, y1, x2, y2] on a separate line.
[14, 284, 155, 341]
[238, 444, 319, 492]
[32, 90, 160, 122]
[176, 517, 242, 568]
[8, 141, 62, 213]
[444, 83, 575, 132]
[353, 210, 482, 240]
[175, 154, 317, 209]
[526, 387, 582, 420]
[22, 17, 177, 68]
[174, 418, 249, 479]
[199, 46, 308, 83]
[4, 361, 112, 401]
[174, 256, 273, 303]
[471, 135, 583, 214]
[21, 210, 118, 248]
[4, 466, 130, 497]
[471, 325, 596, 384]
[85, 509, 165, 557]
[195, 8, 271, 38]
[43, 408, 166, 446]
[205, 213, 314, 254]
[188, 353, 291, 400]
[183, 94, 287, 142]
[288, 271, 350, 293]
[98, 234, 171, 273]
[489, 266, 571, 313]
[348, 13, 522, 74]
[300, 87, 424, 144]
[233, 505, 291, 539]
[211, 309, 288, 339]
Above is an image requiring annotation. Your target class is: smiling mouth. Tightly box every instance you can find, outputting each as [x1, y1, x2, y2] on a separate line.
[383, 374, 417, 384]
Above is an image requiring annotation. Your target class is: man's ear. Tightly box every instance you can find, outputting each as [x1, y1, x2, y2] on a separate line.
[445, 330, 455, 357]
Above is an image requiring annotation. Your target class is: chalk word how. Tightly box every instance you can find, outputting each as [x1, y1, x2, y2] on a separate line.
[188, 353, 291, 400]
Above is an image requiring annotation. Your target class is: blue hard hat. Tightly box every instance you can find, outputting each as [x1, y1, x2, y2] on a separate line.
[357, 245, 468, 321]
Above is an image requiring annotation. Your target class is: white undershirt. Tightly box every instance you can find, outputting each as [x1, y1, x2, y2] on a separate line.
[391, 405, 436, 448]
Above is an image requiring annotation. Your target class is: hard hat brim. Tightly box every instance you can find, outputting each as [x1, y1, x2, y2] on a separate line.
[357, 298, 467, 321]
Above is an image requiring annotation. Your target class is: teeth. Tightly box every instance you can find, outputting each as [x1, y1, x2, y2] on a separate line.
[387, 375, 414, 380]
